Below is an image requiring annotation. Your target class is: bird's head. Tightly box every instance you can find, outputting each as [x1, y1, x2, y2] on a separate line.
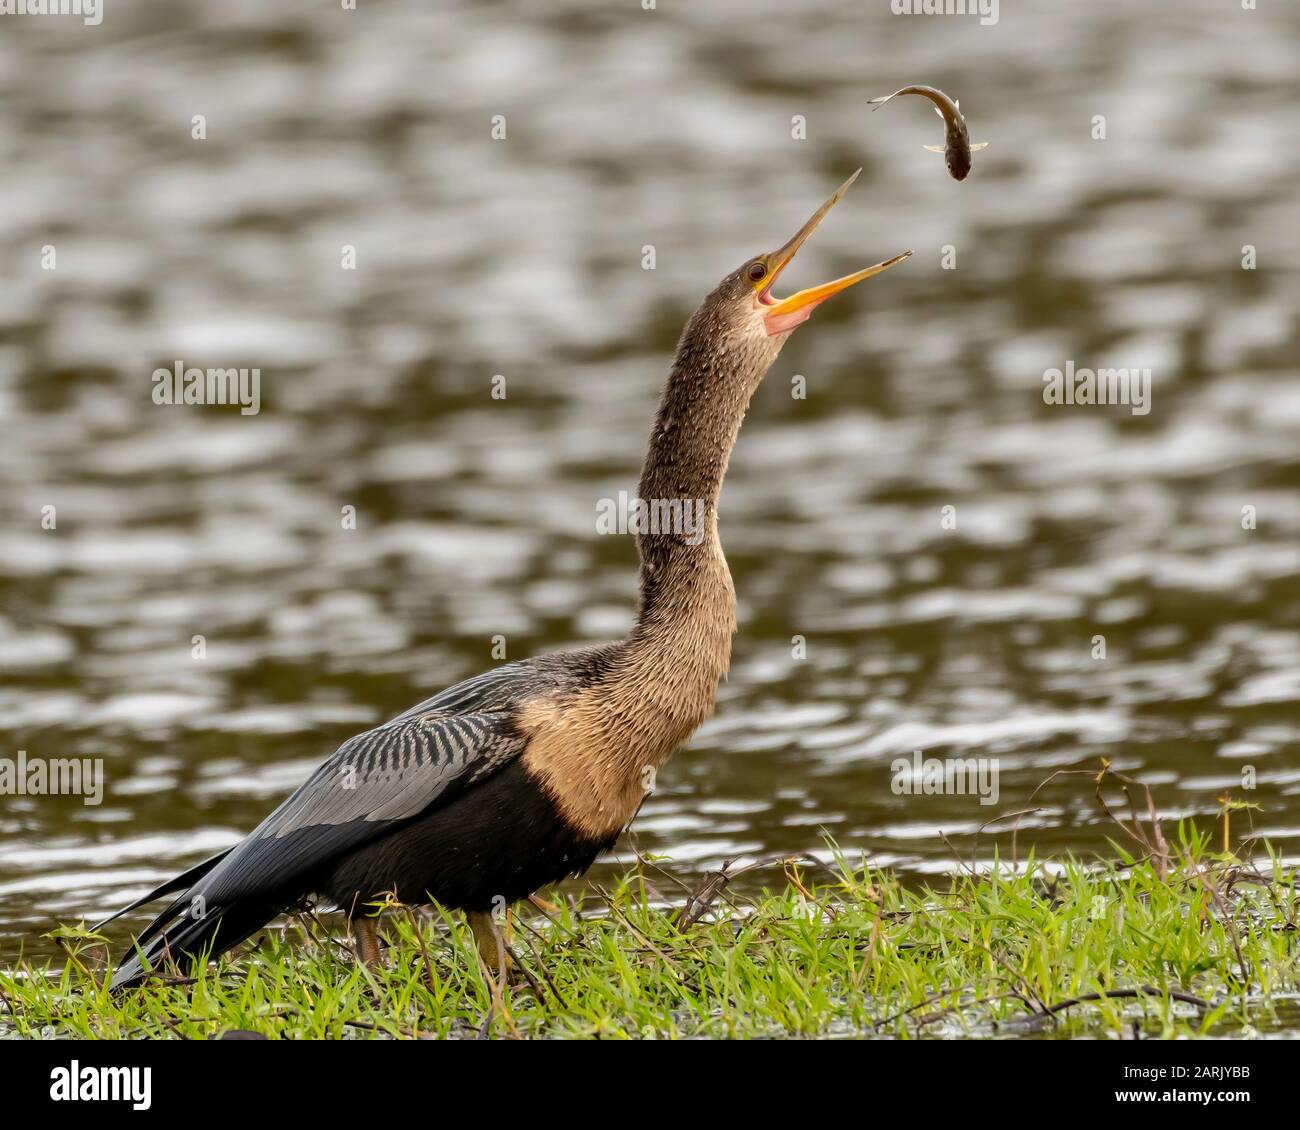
[690, 170, 911, 364]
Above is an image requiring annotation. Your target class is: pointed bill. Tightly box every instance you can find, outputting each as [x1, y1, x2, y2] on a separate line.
[763, 251, 913, 335]
[756, 171, 912, 334]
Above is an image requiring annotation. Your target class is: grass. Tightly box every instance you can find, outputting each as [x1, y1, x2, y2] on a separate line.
[2, 817, 1298, 1039]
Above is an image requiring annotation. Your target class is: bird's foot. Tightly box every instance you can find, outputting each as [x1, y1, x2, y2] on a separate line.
[350, 915, 383, 970]
[466, 909, 511, 975]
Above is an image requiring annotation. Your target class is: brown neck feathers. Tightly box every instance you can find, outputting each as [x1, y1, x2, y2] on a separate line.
[519, 299, 781, 839]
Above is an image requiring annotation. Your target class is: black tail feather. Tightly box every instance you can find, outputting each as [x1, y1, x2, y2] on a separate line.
[109, 896, 282, 992]
[91, 848, 234, 933]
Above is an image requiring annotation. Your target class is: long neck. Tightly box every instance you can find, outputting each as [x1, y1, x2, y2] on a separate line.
[560, 318, 778, 801]
[629, 332, 762, 654]
[518, 331, 773, 839]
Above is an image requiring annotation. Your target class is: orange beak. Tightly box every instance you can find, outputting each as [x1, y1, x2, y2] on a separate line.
[757, 170, 912, 335]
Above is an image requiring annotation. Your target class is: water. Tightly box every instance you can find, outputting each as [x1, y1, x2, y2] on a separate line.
[0, 0, 1298, 970]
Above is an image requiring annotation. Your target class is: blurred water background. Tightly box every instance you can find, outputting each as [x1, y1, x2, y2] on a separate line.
[0, 0, 1297, 967]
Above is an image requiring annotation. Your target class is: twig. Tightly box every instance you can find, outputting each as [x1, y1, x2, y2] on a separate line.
[1047, 987, 1207, 1015]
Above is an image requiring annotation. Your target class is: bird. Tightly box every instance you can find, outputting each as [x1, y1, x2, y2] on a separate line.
[96, 170, 911, 990]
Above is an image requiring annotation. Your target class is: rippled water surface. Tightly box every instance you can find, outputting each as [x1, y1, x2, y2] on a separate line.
[1, 0, 1298, 965]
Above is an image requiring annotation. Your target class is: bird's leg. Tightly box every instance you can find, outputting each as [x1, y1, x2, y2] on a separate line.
[466, 910, 510, 974]
[528, 893, 561, 915]
[351, 915, 382, 970]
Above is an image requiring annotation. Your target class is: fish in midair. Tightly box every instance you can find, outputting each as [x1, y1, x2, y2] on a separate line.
[869, 85, 988, 181]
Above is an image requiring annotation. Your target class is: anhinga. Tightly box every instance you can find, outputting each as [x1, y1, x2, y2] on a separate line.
[98, 171, 910, 989]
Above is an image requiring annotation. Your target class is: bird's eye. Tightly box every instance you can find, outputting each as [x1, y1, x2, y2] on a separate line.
[747, 261, 767, 282]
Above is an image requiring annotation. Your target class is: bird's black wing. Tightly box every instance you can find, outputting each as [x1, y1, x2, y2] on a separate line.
[104, 650, 617, 988]
[193, 707, 525, 908]
[183, 654, 580, 907]
[108, 703, 533, 989]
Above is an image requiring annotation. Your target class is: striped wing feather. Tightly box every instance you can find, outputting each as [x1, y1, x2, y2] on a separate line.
[103, 629, 620, 986]
[196, 708, 526, 904]
[170, 656, 578, 907]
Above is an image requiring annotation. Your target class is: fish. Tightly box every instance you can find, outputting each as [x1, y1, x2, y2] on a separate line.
[869, 84, 988, 181]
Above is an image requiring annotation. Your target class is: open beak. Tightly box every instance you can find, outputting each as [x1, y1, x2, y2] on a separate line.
[758, 169, 912, 335]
